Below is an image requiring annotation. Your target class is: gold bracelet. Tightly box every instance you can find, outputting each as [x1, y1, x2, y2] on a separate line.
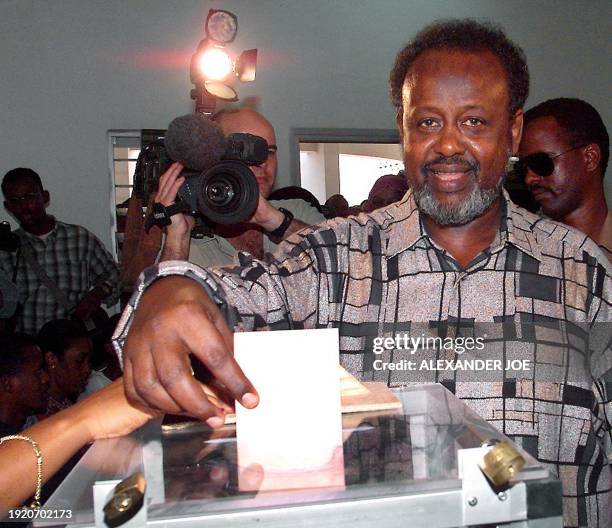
[0, 434, 43, 509]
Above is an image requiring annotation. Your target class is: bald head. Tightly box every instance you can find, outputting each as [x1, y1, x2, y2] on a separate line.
[213, 109, 278, 198]
[213, 109, 273, 136]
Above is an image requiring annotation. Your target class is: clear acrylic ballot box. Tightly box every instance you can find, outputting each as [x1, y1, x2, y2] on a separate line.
[36, 384, 562, 527]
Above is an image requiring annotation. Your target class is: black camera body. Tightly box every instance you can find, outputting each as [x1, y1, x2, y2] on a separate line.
[175, 132, 268, 225]
[0, 221, 20, 252]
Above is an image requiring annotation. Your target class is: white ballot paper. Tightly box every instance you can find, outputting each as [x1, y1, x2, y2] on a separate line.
[234, 328, 345, 492]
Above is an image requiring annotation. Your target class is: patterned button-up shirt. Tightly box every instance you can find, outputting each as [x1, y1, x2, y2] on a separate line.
[0, 220, 120, 334]
[116, 190, 611, 527]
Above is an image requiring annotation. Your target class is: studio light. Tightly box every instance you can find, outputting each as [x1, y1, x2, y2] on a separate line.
[197, 47, 233, 81]
[204, 81, 238, 102]
[235, 48, 257, 82]
[190, 9, 257, 114]
[205, 9, 238, 44]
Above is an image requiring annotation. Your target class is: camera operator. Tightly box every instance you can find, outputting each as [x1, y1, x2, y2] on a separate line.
[158, 108, 325, 266]
[0, 168, 120, 335]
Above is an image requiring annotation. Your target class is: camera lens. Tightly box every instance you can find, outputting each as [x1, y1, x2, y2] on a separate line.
[206, 182, 235, 206]
[198, 161, 259, 224]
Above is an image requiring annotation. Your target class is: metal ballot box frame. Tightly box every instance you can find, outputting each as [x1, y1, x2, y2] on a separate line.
[37, 384, 562, 527]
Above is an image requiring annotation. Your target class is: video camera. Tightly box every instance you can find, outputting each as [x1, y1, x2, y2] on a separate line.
[141, 114, 269, 232]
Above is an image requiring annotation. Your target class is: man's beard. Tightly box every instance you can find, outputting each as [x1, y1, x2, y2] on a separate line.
[413, 157, 503, 225]
[528, 184, 581, 221]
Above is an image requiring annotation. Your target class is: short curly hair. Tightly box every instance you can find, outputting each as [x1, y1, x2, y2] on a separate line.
[38, 319, 89, 361]
[2, 167, 44, 196]
[389, 19, 529, 117]
[524, 98, 609, 175]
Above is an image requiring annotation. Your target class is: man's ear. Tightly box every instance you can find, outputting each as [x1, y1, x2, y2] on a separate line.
[42, 190, 50, 208]
[396, 109, 404, 144]
[510, 109, 524, 154]
[583, 143, 601, 173]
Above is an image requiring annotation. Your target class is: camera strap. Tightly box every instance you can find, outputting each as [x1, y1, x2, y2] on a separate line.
[11, 248, 21, 284]
[144, 201, 192, 233]
[18, 238, 75, 312]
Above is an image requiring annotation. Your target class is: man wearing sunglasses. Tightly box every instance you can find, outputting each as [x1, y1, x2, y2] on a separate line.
[518, 98, 610, 257]
[157, 108, 325, 267]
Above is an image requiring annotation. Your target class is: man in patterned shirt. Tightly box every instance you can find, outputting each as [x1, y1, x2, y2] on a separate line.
[1, 168, 119, 334]
[116, 20, 611, 527]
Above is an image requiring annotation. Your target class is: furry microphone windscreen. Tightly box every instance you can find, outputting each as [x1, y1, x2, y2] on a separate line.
[164, 113, 227, 171]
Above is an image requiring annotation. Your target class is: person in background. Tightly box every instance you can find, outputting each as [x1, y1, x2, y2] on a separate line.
[0, 270, 19, 335]
[158, 109, 326, 267]
[0, 168, 120, 334]
[0, 334, 48, 436]
[519, 98, 610, 256]
[324, 194, 350, 217]
[37, 319, 92, 415]
[346, 204, 364, 215]
[268, 186, 332, 218]
[77, 313, 122, 401]
[363, 173, 409, 212]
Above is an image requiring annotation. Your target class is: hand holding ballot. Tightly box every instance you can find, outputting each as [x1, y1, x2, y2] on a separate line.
[121, 276, 259, 425]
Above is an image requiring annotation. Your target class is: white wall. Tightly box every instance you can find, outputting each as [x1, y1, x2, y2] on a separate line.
[300, 148, 327, 204]
[2, 0, 610, 248]
[300, 143, 403, 204]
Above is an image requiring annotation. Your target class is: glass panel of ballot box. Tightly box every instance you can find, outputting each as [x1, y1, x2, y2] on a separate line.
[36, 384, 562, 527]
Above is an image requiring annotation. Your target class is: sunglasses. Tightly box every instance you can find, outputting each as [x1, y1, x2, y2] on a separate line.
[514, 144, 587, 179]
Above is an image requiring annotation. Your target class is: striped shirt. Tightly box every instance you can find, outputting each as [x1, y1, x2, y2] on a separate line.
[0, 220, 119, 334]
[116, 190, 611, 527]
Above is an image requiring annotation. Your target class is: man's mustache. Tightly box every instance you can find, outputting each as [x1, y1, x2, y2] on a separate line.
[529, 184, 554, 193]
[421, 156, 479, 173]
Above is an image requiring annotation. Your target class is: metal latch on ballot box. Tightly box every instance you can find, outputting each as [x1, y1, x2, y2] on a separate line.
[94, 472, 147, 527]
[459, 439, 526, 526]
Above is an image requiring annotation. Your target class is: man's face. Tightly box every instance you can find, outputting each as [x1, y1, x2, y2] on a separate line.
[399, 49, 522, 225]
[3, 177, 49, 230]
[54, 337, 92, 400]
[519, 116, 586, 219]
[217, 110, 278, 199]
[15, 345, 49, 414]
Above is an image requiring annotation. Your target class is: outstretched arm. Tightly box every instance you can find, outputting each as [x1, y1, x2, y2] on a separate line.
[0, 379, 156, 514]
[120, 275, 259, 423]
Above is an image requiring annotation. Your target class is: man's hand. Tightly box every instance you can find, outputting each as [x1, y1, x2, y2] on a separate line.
[156, 162, 195, 261]
[250, 197, 309, 239]
[122, 276, 259, 427]
[250, 196, 284, 230]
